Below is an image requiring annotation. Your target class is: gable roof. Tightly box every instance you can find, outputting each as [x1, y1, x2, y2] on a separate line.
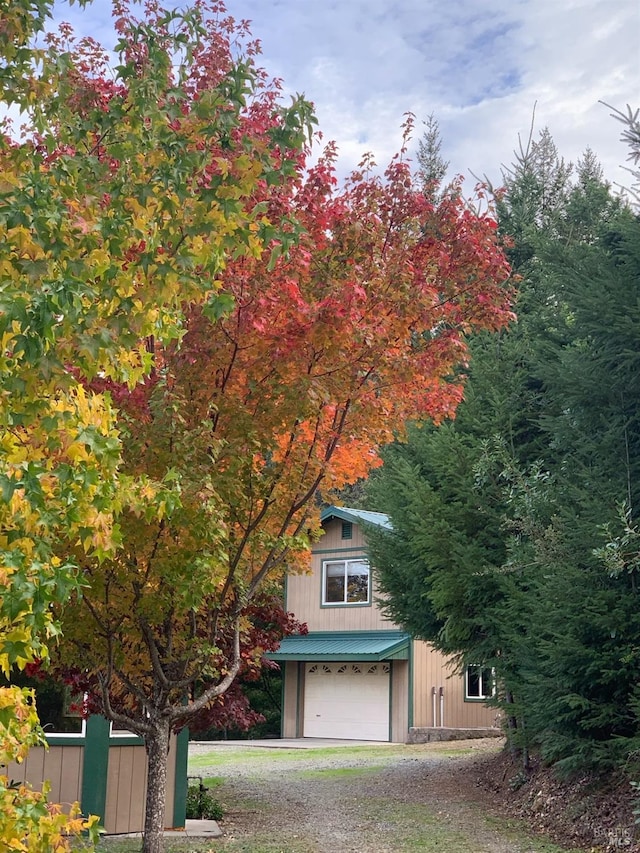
[320, 505, 392, 530]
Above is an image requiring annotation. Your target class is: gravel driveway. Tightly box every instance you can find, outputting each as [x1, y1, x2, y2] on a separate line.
[188, 740, 579, 853]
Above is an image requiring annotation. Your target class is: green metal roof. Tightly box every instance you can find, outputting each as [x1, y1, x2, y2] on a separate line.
[320, 506, 392, 530]
[268, 631, 409, 662]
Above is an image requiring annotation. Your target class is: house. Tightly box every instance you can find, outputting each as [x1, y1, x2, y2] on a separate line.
[270, 506, 499, 743]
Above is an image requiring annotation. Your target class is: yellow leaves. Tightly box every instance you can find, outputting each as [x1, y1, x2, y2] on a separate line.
[0, 687, 44, 766]
[214, 157, 230, 177]
[52, 383, 116, 441]
[67, 384, 105, 427]
[79, 507, 113, 554]
[190, 234, 205, 254]
[0, 769, 100, 852]
[86, 247, 111, 277]
[0, 171, 22, 192]
[0, 687, 25, 710]
[0, 380, 126, 567]
[0, 432, 30, 466]
[0, 555, 59, 677]
[214, 184, 244, 201]
[0, 630, 34, 678]
[64, 442, 89, 464]
[139, 481, 158, 502]
[6, 226, 45, 261]
[0, 259, 18, 280]
[103, 344, 151, 387]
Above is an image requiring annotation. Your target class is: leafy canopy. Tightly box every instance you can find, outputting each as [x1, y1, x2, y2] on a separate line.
[0, 0, 314, 848]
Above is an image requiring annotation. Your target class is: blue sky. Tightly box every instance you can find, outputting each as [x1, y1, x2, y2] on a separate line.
[48, 0, 639, 190]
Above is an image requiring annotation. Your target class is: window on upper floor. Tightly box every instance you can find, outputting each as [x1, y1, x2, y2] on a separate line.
[464, 665, 494, 701]
[322, 558, 370, 605]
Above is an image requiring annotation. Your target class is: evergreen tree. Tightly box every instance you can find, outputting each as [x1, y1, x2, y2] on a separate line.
[602, 102, 640, 202]
[516, 210, 640, 772]
[366, 126, 640, 774]
[416, 113, 450, 200]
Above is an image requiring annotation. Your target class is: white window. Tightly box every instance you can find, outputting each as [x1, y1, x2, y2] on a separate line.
[465, 665, 494, 700]
[322, 558, 370, 605]
[109, 721, 139, 737]
[37, 682, 86, 737]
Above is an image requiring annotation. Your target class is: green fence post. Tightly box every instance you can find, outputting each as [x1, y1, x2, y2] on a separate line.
[172, 727, 190, 828]
[80, 715, 110, 825]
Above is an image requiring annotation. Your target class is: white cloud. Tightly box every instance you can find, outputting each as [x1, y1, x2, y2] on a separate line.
[43, 0, 640, 190]
[225, 0, 639, 189]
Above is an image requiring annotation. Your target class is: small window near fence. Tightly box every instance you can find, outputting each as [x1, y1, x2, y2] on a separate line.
[36, 680, 85, 736]
[110, 721, 138, 737]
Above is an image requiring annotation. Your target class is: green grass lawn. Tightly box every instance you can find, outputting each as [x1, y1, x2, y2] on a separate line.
[188, 742, 407, 769]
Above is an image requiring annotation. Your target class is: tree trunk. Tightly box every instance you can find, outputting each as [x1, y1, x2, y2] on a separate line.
[504, 690, 519, 758]
[519, 715, 530, 772]
[142, 718, 171, 853]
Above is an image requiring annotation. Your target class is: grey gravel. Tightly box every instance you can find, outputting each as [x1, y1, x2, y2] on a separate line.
[187, 740, 570, 853]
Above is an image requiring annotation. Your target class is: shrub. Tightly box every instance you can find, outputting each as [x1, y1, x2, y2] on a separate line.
[185, 784, 223, 821]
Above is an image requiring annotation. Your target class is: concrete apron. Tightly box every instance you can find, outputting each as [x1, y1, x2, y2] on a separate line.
[108, 819, 222, 839]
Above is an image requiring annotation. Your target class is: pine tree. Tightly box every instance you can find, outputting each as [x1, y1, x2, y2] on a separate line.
[416, 113, 450, 201]
[366, 126, 640, 774]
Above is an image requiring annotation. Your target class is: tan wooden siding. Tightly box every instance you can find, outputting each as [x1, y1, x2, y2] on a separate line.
[103, 737, 178, 834]
[412, 640, 497, 729]
[316, 517, 368, 551]
[104, 745, 148, 833]
[281, 661, 299, 738]
[6, 745, 83, 808]
[287, 518, 397, 631]
[7, 735, 179, 835]
[390, 660, 409, 743]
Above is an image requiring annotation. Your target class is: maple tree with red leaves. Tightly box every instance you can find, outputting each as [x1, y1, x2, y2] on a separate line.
[50, 131, 512, 849]
[10, 3, 513, 850]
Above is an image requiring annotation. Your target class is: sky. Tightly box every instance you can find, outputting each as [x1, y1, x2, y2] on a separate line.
[49, 0, 639, 190]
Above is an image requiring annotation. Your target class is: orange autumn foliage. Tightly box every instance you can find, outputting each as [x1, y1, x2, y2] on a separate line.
[155, 139, 514, 597]
[55, 123, 513, 746]
[47, 39, 511, 851]
[57, 122, 513, 734]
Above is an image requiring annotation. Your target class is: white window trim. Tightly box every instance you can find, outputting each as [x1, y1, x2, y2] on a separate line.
[109, 722, 138, 737]
[41, 689, 87, 737]
[464, 665, 495, 701]
[321, 557, 370, 606]
[44, 717, 87, 738]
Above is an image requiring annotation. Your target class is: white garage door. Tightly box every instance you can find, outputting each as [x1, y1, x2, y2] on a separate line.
[303, 662, 390, 740]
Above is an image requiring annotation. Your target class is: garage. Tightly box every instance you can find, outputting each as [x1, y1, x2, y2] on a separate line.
[303, 662, 390, 740]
